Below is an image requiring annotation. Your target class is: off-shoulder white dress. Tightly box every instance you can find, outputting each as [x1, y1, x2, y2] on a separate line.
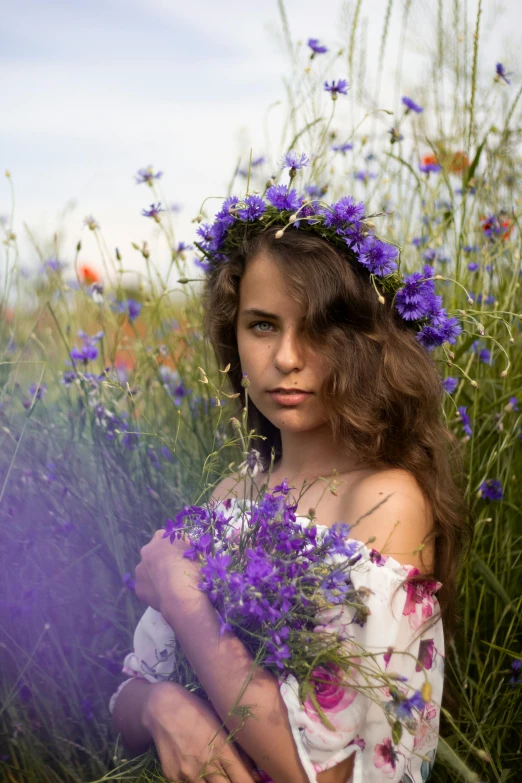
[109, 498, 444, 783]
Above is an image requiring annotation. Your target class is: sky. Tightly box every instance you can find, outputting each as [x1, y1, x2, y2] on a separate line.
[1, 0, 520, 286]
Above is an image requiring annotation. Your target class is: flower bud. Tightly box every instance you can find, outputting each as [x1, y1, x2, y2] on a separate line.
[289, 214, 297, 223]
[470, 379, 478, 388]
[275, 229, 285, 239]
[500, 370, 508, 378]
[378, 295, 385, 305]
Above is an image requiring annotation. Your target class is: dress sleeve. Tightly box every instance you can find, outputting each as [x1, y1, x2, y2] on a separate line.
[278, 549, 445, 783]
[108, 607, 178, 715]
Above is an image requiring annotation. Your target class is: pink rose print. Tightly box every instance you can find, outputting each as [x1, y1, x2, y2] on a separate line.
[415, 638, 435, 672]
[383, 646, 394, 669]
[304, 663, 357, 724]
[403, 569, 442, 630]
[373, 736, 399, 777]
[369, 548, 389, 566]
[348, 734, 366, 751]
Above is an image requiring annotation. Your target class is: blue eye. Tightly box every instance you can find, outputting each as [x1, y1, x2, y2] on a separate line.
[251, 321, 274, 333]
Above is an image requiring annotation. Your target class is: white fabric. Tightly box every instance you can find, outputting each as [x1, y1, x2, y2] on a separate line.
[109, 498, 444, 783]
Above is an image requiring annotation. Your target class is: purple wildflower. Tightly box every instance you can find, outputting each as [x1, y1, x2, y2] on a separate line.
[324, 79, 349, 99]
[468, 261, 479, 272]
[113, 298, 142, 322]
[141, 203, 165, 220]
[29, 382, 47, 400]
[506, 397, 519, 412]
[442, 376, 458, 394]
[395, 269, 437, 321]
[390, 689, 425, 721]
[280, 152, 310, 171]
[478, 479, 504, 501]
[70, 343, 99, 364]
[236, 195, 266, 221]
[308, 38, 328, 56]
[135, 166, 163, 185]
[496, 63, 513, 85]
[320, 196, 366, 232]
[332, 143, 353, 154]
[353, 170, 377, 183]
[265, 185, 303, 211]
[402, 96, 424, 114]
[509, 659, 522, 686]
[457, 405, 472, 437]
[358, 237, 399, 277]
[419, 158, 441, 174]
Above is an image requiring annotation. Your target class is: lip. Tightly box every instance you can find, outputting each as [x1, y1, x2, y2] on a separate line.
[269, 390, 313, 406]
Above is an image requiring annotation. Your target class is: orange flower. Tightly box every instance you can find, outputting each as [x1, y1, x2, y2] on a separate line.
[78, 263, 101, 285]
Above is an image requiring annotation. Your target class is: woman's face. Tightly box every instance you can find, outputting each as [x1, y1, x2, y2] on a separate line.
[236, 251, 329, 433]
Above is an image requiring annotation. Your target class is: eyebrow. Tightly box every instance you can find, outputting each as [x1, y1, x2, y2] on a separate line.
[239, 308, 281, 319]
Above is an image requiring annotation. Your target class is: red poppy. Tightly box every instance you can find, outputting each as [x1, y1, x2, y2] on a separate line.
[78, 263, 101, 285]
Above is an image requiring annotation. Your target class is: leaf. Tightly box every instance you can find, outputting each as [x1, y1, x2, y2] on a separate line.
[463, 136, 487, 189]
[472, 552, 512, 606]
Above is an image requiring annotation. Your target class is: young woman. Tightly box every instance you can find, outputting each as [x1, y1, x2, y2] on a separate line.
[109, 218, 473, 783]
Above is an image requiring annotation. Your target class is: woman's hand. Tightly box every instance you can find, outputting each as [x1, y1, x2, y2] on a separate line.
[134, 529, 200, 612]
[142, 681, 262, 783]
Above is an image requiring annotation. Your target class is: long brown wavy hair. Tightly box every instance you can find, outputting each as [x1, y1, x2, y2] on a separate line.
[202, 223, 474, 644]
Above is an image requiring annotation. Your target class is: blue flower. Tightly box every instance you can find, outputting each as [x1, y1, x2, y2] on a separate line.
[135, 166, 163, 185]
[442, 376, 458, 394]
[332, 143, 353, 154]
[395, 270, 436, 321]
[353, 170, 377, 183]
[402, 96, 424, 114]
[358, 237, 399, 277]
[280, 152, 310, 171]
[29, 382, 47, 400]
[141, 203, 164, 220]
[308, 38, 328, 55]
[324, 79, 349, 99]
[509, 659, 522, 686]
[468, 261, 479, 272]
[478, 479, 503, 501]
[496, 62, 513, 85]
[458, 405, 472, 437]
[321, 196, 366, 231]
[236, 195, 266, 221]
[265, 185, 303, 211]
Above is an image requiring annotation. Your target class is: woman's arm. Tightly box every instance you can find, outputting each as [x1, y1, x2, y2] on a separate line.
[158, 585, 349, 783]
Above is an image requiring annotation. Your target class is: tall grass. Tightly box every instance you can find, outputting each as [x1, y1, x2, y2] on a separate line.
[0, 1, 521, 781]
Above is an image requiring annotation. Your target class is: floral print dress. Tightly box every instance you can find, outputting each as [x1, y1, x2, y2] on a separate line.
[109, 498, 444, 783]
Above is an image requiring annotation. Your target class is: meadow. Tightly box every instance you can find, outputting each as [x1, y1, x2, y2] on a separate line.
[0, 2, 521, 781]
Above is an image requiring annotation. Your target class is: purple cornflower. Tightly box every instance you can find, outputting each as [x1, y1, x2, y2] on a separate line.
[141, 203, 165, 221]
[495, 63, 513, 85]
[113, 298, 142, 322]
[265, 185, 303, 212]
[177, 241, 194, 254]
[479, 348, 492, 365]
[395, 269, 436, 321]
[265, 641, 292, 670]
[457, 406, 472, 437]
[324, 79, 349, 99]
[280, 152, 310, 171]
[478, 479, 504, 501]
[468, 262, 479, 272]
[390, 689, 425, 720]
[44, 258, 64, 272]
[332, 142, 353, 154]
[308, 38, 328, 56]
[70, 343, 99, 364]
[353, 170, 377, 183]
[358, 237, 399, 277]
[412, 236, 429, 247]
[419, 157, 441, 174]
[506, 397, 519, 412]
[320, 196, 366, 232]
[402, 96, 424, 114]
[509, 659, 522, 686]
[236, 195, 266, 221]
[29, 382, 47, 400]
[135, 166, 163, 185]
[442, 376, 458, 394]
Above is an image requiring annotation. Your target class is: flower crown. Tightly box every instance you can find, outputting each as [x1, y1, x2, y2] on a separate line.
[193, 154, 463, 352]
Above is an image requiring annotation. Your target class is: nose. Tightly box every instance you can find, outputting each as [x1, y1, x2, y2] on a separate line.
[274, 327, 305, 374]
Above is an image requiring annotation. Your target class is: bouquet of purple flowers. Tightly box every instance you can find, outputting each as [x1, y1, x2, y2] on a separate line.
[162, 479, 431, 739]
